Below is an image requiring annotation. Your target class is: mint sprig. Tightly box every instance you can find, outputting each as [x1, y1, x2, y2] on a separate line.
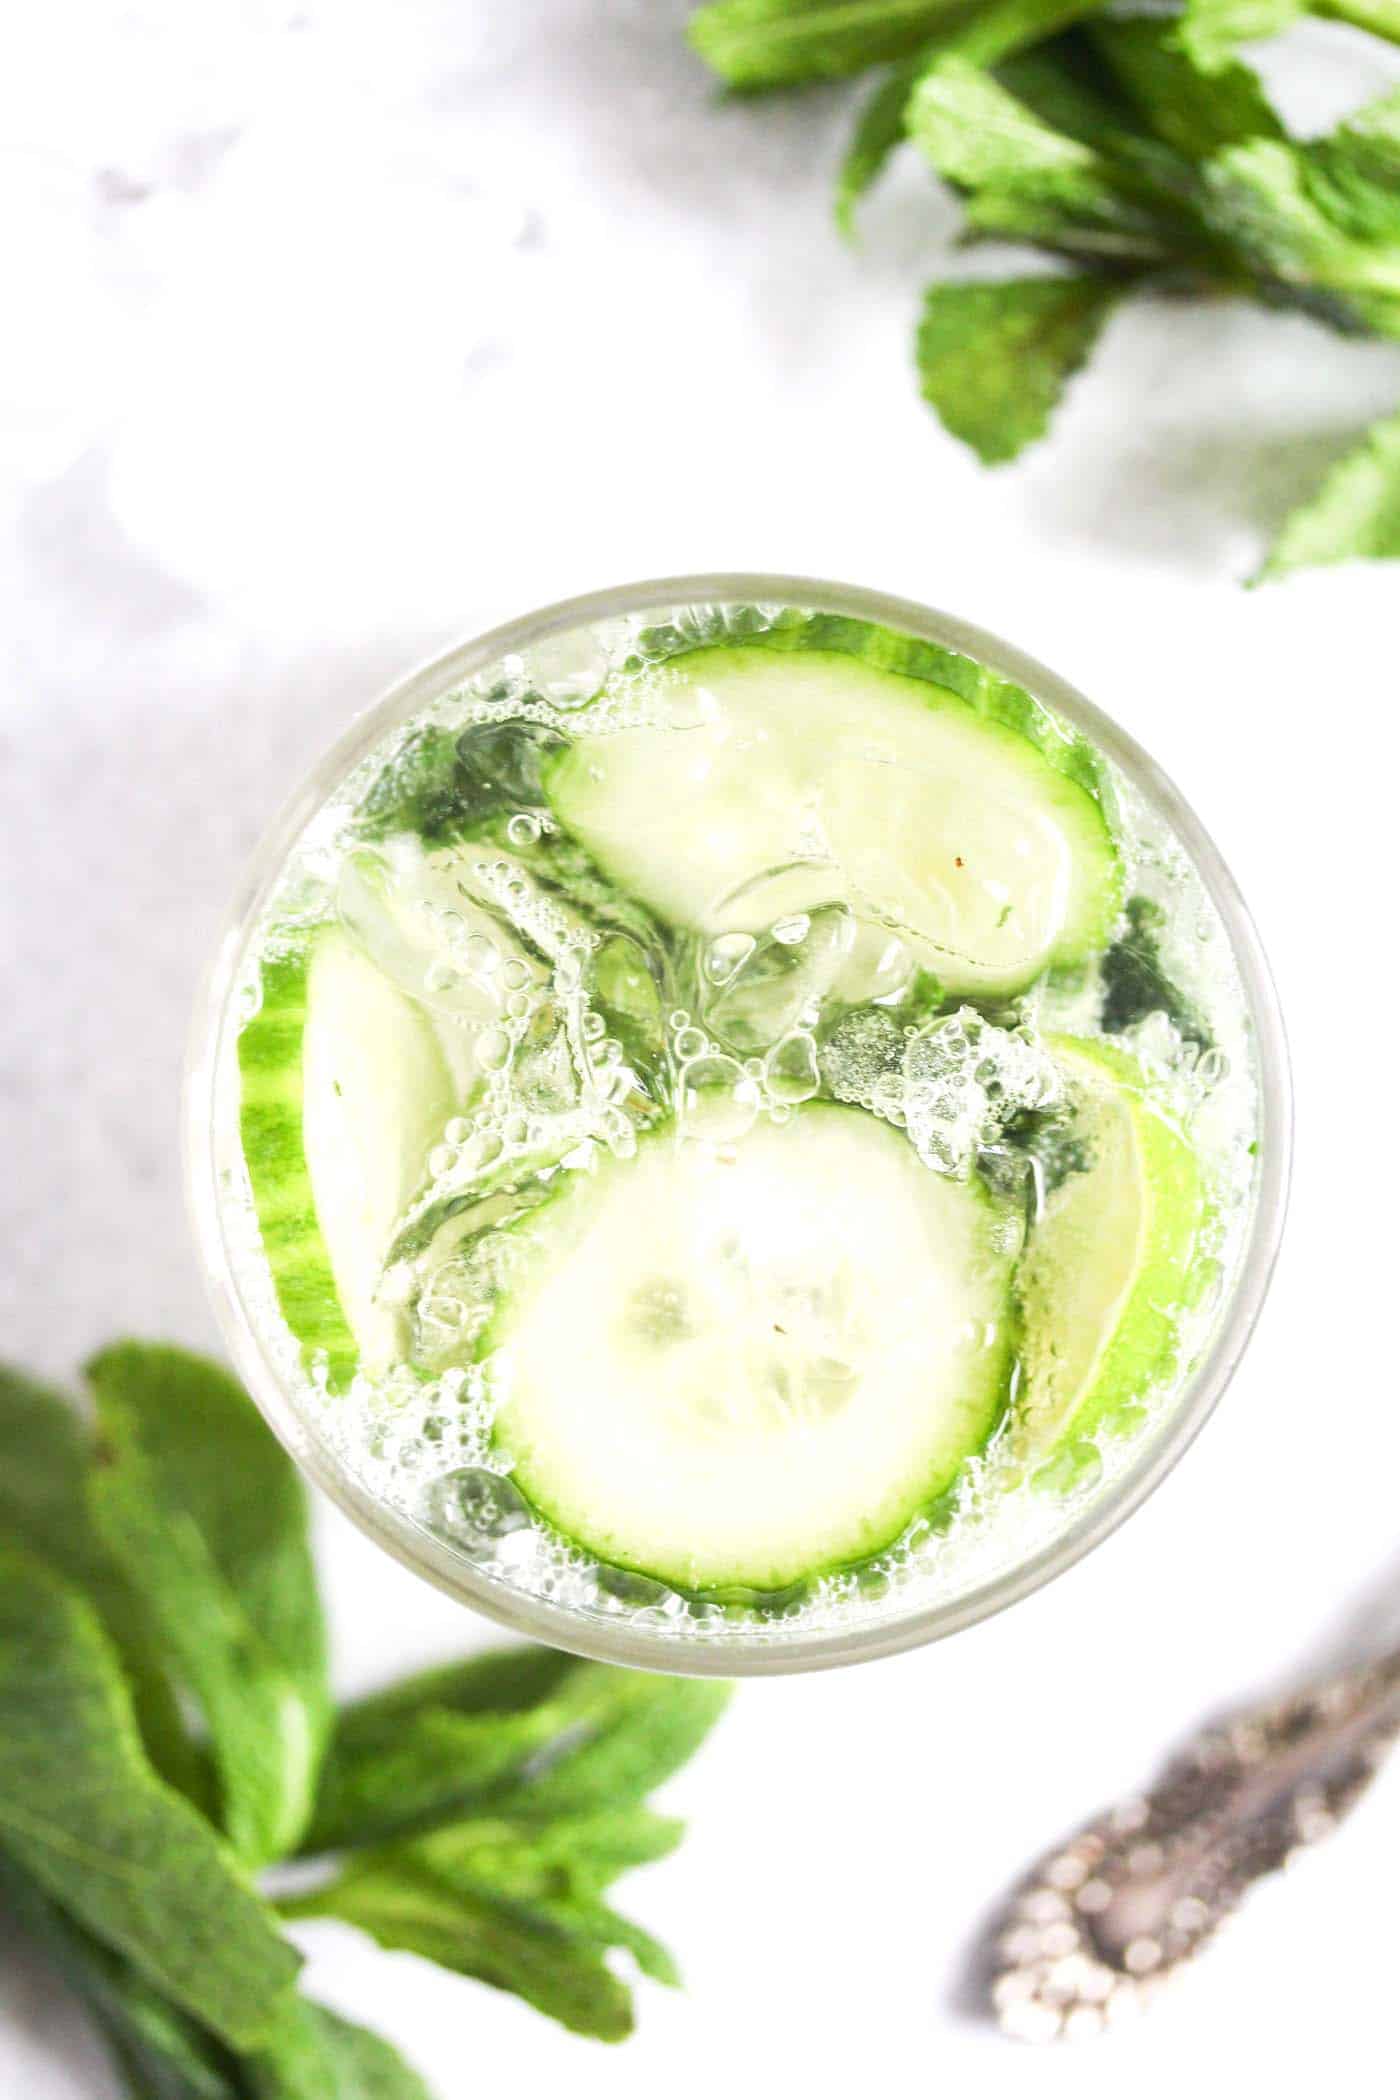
[87, 1343, 331, 1869]
[0, 1541, 300, 2048]
[0, 1347, 730, 2098]
[689, 0, 1400, 577]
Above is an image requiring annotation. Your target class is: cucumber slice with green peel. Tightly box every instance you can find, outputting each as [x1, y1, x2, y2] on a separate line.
[1016, 1036, 1204, 1460]
[547, 637, 1120, 997]
[485, 1106, 1021, 1595]
[239, 930, 458, 1384]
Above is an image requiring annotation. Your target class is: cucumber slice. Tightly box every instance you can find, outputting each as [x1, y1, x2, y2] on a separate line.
[239, 930, 457, 1384]
[486, 1106, 1020, 1594]
[547, 635, 1120, 997]
[1016, 1036, 1203, 1459]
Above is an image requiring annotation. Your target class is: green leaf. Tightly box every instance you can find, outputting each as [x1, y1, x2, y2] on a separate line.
[1178, 0, 1400, 66]
[285, 1813, 682, 2042]
[290, 1666, 726, 2041]
[1, 1852, 430, 2100]
[832, 0, 1106, 232]
[917, 274, 1126, 462]
[1315, 0, 1400, 42]
[836, 58, 922, 234]
[488, 1667, 731, 1823]
[908, 56, 1185, 261]
[0, 1541, 299, 2049]
[1202, 99, 1400, 339]
[1098, 895, 1213, 1047]
[87, 1343, 330, 1868]
[246, 2001, 435, 2100]
[1176, 0, 1304, 69]
[1257, 405, 1400, 578]
[0, 1366, 205, 1803]
[0, 1853, 243, 2100]
[688, 0, 976, 90]
[305, 1648, 584, 1854]
[1304, 86, 1400, 249]
[306, 1653, 729, 1854]
[435, 1807, 686, 1898]
[1089, 19, 1285, 159]
[284, 1856, 635, 2041]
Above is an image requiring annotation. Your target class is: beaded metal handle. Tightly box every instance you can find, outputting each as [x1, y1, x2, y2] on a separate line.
[988, 1647, 1400, 2041]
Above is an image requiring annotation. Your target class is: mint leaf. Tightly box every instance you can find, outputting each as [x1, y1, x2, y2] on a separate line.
[305, 1649, 583, 1853]
[1304, 86, 1400, 249]
[1202, 95, 1400, 339]
[1099, 895, 1213, 1048]
[1089, 20, 1286, 159]
[0, 1366, 202, 1802]
[486, 1667, 730, 1823]
[908, 57, 1186, 261]
[1176, 0, 1305, 67]
[285, 1812, 683, 2042]
[247, 2001, 434, 2100]
[87, 1343, 330, 1868]
[832, 0, 1106, 232]
[689, 0, 976, 90]
[1, 1853, 430, 2100]
[1257, 405, 1400, 578]
[0, 1542, 299, 2048]
[836, 59, 921, 234]
[0, 1854, 242, 2100]
[306, 1654, 729, 1853]
[1178, 0, 1400, 66]
[917, 274, 1126, 461]
[287, 1853, 635, 2041]
[290, 1667, 726, 2039]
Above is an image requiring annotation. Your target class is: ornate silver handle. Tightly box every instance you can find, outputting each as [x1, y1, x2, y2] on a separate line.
[988, 1646, 1400, 2041]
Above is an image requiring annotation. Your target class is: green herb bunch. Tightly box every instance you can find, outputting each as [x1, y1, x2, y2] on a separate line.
[688, 0, 1400, 579]
[0, 1345, 729, 2098]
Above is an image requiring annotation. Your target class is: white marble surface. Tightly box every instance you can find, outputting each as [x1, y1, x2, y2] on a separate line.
[4, 3, 1400, 2093]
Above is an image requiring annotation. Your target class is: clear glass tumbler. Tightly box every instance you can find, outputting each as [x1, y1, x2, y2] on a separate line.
[186, 576, 1291, 1675]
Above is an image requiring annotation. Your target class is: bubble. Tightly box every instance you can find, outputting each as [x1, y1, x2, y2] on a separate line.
[703, 932, 756, 986]
[668, 1009, 691, 1030]
[678, 1053, 760, 1144]
[673, 1026, 708, 1062]
[426, 1466, 533, 1549]
[583, 1010, 607, 1043]
[1032, 1440, 1105, 1497]
[502, 957, 531, 991]
[600, 1106, 638, 1159]
[478, 1027, 512, 1072]
[428, 1144, 456, 1178]
[506, 990, 532, 1020]
[522, 631, 609, 709]
[1194, 1047, 1229, 1088]
[464, 1129, 504, 1172]
[506, 812, 542, 847]
[765, 1030, 820, 1105]
[445, 1117, 472, 1145]
[701, 904, 853, 1056]
[901, 1008, 1059, 1178]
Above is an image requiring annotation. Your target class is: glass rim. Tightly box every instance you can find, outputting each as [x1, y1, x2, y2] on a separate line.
[185, 572, 1293, 1677]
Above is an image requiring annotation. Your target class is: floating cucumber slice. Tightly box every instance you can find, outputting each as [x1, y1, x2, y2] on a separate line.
[547, 631, 1120, 997]
[238, 929, 458, 1384]
[485, 1106, 1020, 1594]
[1016, 1036, 1203, 1459]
